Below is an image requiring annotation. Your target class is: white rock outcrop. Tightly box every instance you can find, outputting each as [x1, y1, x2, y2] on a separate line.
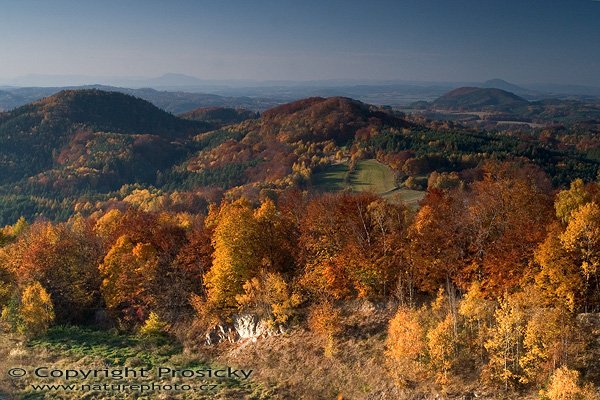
[204, 314, 283, 345]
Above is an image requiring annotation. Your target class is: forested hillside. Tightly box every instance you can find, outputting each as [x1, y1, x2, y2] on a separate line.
[0, 91, 598, 226]
[0, 90, 208, 182]
[0, 90, 213, 223]
[180, 106, 259, 125]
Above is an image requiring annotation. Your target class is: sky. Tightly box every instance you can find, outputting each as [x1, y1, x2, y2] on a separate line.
[0, 0, 599, 86]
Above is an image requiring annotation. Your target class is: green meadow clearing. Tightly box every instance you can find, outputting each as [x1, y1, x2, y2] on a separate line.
[312, 159, 425, 207]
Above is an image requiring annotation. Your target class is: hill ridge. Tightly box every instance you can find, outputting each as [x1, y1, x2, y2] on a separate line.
[432, 86, 529, 110]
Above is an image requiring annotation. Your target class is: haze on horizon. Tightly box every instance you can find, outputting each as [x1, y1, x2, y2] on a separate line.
[1, 0, 599, 87]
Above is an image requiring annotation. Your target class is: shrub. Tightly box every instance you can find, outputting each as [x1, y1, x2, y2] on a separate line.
[543, 367, 599, 400]
[139, 312, 170, 337]
[236, 272, 301, 326]
[308, 301, 342, 358]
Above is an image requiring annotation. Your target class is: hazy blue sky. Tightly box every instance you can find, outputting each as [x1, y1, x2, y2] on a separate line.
[0, 0, 599, 85]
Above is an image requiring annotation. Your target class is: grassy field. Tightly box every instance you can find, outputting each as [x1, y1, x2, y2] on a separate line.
[312, 159, 425, 207]
[0, 303, 413, 400]
[0, 326, 273, 399]
[349, 159, 397, 193]
[381, 187, 426, 207]
[311, 163, 349, 191]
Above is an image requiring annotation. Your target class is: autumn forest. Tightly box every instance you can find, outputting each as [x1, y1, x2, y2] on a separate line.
[0, 89, 599, 399]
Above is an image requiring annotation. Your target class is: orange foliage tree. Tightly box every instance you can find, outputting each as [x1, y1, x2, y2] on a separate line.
[409, 165, 552, 297]
[95, 208, 192, 326]
[299, 192, 409, 300]
[0, 218, 102, 323]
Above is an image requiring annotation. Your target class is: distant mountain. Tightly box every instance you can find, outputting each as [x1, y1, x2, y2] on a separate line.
[481, 79, 542, 99]
[525, 83, 600, 98]
[205, 83, 456, 106]
[143, 73, 209, 87]
[0, 89, 26, 111]
[408, 87, 600, 127]
[180, 107, 259, 125]
[0, 87, 63, 106]
[4, 74, 598, 105]
[0, 85, 282, 114]
[4, 73, 212, 89]
[109, 88, 279, 114]
[431, 87, 529, 111]
[6, 74, 107, 87]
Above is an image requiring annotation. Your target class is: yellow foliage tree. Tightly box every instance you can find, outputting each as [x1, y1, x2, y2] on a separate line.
[459, 281, 495, 363]
[204, 199, 262, 312]
[459, 281, 494, 322]
[253, 198, 296, 273]
[427, 314, 459, 385]
[385, 306, 426, 386]
[484, 293, 526, 390]
[520, 307, 581, 385]
[534, 226, 582, 311]
[555, 179, 592, 224]
[93, 209, 123, 242]
[99, 235, 159, 324]
[236, 272, 300, 326]
[11, 216, 29, 237]
[19, 281, 55, 337]
[205, 197, 296, 314]
[560, 202, 600, 280]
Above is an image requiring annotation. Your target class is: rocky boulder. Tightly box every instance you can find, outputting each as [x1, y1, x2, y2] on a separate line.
[204, 314, 284, 345]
